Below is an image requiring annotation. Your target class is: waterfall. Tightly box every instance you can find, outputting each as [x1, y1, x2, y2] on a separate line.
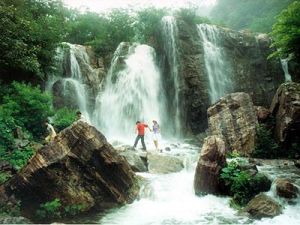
[93, 43, 165, 141]
[161, 16, 182, 136]
[197, 24, 233, 104]
[46, 43, 94, 122]
[280, 58, 292, 82]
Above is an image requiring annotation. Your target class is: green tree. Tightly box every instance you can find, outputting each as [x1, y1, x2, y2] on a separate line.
[270, 1, 300, 60]
[0, 0, 67, 82]
[210, 0, 294, 32]
[1, 82, 53, 139]
[133, 7, 168, 43]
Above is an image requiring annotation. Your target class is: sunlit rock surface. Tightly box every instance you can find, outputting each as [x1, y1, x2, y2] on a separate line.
[208, 92, 257, 156]
[3, 122, 139, 217]
[147, 153, 184, 174]
[194, 135, 226, 195]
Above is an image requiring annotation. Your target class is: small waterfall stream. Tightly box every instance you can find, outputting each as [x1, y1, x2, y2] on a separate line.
[46, 43, 93, 122]
[280, 58, 292, 82]
[161, 16, 182, 136]
[197, 24, 233, 104]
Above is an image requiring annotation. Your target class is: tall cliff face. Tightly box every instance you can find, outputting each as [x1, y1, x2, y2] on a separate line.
[159, 19, 284, 134]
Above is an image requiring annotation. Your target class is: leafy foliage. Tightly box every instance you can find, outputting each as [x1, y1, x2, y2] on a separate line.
[65, 9, 135, 60]
[175, 7, 210, 25]
[270, 1, 300, 60]
[210, 0, 294, 32]
[221, 160, 271, 206]
[1, 82, 53, 139]
[133, 7, 168, 43]
[0, 110, 16, 154]
[252, 124, 281, 158]
[52, 107, 77, 132]
[5, 146, 34, 171]
[0, 0, 67, 82]
[0, 172, 12, 185]
[36, 198, 62, 220]
[36, 198, 87, 220]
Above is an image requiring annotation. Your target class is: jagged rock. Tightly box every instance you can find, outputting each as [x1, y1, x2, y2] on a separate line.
[120, 151, 147, 172]
[275, 178, 298, 199]
[243, 193, 282, 219]
[147, 153, 183, 174]
[208, 92, 258, 156]
[2, 122, 139, 218]
[270, 82, 300, 148]
[255, 106, 271, 123]
[194, 135, 226, 195]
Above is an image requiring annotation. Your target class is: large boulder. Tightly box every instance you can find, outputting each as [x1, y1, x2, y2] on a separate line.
[147, 153, 184, 174]
[270, 82, 300, 148]
[194, 135, 226, 195]
[2, 122, 139, 218]
[208, 92, 258, 156]
[243, 193, 282, 219]
[120, 151, 147, 172]
[275, 178, 299, 199]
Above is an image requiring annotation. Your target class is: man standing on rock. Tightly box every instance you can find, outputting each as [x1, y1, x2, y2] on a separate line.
[133, 121, 150, 151]
[45, 120, 56, 142]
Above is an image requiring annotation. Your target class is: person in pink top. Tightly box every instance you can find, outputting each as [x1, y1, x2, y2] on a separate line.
[133, 121, 150, 151]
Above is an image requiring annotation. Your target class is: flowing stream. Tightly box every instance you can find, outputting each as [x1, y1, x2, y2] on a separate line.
[47, 37, 300, 225]
[197, 24, 233, 104]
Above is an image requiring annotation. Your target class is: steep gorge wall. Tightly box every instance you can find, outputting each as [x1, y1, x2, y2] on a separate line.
[159, 19, 284, 134]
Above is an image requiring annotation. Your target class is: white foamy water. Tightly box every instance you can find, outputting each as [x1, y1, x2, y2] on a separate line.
[280, 58, 292, 82]
[94, 43, 166, 142]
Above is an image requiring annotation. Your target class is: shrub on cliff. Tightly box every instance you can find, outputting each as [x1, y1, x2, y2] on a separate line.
[52, 107, 77, 132]
[221, 160, 271, 207]
[252, 124, 281, 158]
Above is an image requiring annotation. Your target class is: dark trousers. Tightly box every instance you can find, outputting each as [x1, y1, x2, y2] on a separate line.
[133, 135, 146, 150]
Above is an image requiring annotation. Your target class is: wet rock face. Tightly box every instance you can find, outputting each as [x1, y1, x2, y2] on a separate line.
[194, 135, 226, 195]
[165, 20, 283, 134]
[176, 20, 210, 134]
[220, 31, 284, 107]
[275, 178, 299, 199]
[208, 92, 257, 156]
[3, 122, 139, 217]
[243, 193, 282, 219]
[270, 82, 300, 148]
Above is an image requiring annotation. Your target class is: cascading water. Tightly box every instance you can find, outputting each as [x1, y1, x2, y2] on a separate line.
[46, 43, 93, 122]
[161, 16, 182, 136]
[280, 58, 292, 82]
[93, 43, 165, 142]
[197, 24, 233, 104]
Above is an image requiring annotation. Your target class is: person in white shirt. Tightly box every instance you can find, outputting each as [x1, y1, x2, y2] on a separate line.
[45, 120, 56, 142]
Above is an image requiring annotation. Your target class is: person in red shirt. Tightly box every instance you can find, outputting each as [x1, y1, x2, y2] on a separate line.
[133, 121, 151, 151]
